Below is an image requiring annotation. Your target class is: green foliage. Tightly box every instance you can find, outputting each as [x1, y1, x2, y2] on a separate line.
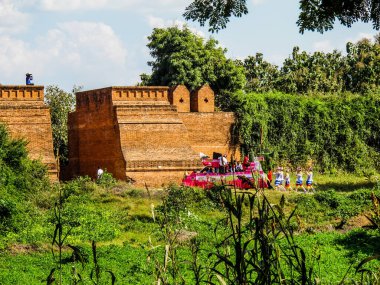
[183, 0, 380, 33]
[0, 124, 50, 243]
[239, 53, 280, 93]
[44, 85, 78, 166]
[96, 171, 117, 188]
[61, 176, 96, 200]
[232, 91, 380, 173]
[183, 0, 248, 33]
[1, 174, 380, 283]
[238, 36, 380, 96]
[278, 47, 347, 94]
[297, 0, 380, 34]
[292, 188, 379, 224]
[141, 26, 246, 106]
[345, 38, 380, 93]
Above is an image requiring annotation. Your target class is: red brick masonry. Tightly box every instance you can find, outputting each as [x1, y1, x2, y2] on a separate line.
[67, 85, 238, 186]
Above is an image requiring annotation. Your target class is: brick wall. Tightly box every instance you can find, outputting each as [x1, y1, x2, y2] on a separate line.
[67, 85, 238, 186]
[179, 112, 240, 159]
[0, 85, 57, 180]
[190, 85, 215, 112]
[68, 89, 126, 180]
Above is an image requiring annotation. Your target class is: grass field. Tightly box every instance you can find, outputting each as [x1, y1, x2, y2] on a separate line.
[0, 173, 379, 284]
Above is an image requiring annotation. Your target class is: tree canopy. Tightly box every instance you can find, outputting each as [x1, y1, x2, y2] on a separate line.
[184, 0, 380, 33]
[44, 85, 77, 167]
[240, 34, 380, 94]
[141, 26, 246, 97]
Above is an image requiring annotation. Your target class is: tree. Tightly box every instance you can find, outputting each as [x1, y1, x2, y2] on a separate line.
[345, 36, 380, 93]
[141, 26, 246, 106]
[183, 0, 248, 33]
[275, 47, 347, 94]
[44, 85, 78, 170]
[184, 0, 380, 33]
[239, 53, 280, 93]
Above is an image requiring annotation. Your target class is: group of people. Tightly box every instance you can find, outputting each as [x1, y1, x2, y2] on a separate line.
[202, 155, 252, 174]
[268, 166, 314, 192]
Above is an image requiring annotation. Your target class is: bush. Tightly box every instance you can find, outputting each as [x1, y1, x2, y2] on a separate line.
[0, 124, 51, 244]
[96, 171, 117, 188]
[62, 176, 96, 200]
[315, 190, 342, 209]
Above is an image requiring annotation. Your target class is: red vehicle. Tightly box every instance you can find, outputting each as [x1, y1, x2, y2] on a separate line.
[182, 159, 268, 189]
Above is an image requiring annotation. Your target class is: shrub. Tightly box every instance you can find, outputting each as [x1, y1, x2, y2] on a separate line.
[96, 171, 117, 188]
[315, 190, 342, 209]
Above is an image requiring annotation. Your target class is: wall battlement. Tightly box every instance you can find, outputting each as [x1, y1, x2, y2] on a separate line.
[0, 85, 44, 102]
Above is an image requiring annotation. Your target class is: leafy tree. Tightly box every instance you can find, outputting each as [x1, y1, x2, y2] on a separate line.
[44, 85, 77, 169]
[183, 0, 248, 33]
[184, 0, 380, 33]
[276, 47, 347, 94]
[239, 53, 280, 93]
[345, 37, 380, 93]
[141, 26, 246, 106]
[298, 0, 380, 33]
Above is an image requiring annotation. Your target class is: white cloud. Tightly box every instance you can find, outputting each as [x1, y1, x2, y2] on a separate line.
[147, 15, 205, 38]
[252, 0, 267, 6]
[40, 0, 109, 11]
[346, 32, 375, 44]
[0, 0, 31, 34]
[313, 40, 334, 53]
[38, 0, 188, 11]
[0, 21, 129, 89]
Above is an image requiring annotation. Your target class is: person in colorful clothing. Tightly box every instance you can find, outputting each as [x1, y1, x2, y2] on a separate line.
[295, 167, 306, 192]
[243, 155, 250, 171]
[306, 167, 314, 192]
[274, 167, 285, 191]
[284, 170, 293, 191]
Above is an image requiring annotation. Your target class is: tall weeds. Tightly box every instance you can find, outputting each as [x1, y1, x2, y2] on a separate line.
[207, 186, 318, 285]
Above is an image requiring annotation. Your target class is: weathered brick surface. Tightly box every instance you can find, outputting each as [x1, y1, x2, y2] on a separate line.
[168, 85, 190, 112]
[0, 85, 57, 180]
[190, 85, 215, 112]
[67, 85, 237, 186]
[179, 112, 239, 158]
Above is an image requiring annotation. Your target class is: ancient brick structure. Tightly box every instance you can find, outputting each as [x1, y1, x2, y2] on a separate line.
[67, 85, 238, 186]
[0, 85, 58, 180]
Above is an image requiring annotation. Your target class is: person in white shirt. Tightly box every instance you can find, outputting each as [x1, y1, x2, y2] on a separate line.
[97, 166, 104, 179]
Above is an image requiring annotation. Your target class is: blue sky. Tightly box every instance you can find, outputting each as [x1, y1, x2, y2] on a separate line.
[0, 0, 377, 92]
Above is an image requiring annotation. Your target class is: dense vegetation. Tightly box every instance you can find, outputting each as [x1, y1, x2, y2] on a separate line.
[0, 174, 380, 284]
[242, 37, 380, 94]
[0, 124, 49, 245]
[231, 91, 380, 173]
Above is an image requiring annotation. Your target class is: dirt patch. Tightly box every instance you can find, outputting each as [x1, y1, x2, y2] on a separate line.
[347, 214, 372, 228]
[8, 244, 46, 254]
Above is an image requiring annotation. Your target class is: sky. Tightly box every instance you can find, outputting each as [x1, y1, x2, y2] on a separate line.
[0, 0, 377, 92]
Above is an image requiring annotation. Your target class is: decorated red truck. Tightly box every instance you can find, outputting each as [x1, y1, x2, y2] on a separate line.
[182, 158, 268, 189]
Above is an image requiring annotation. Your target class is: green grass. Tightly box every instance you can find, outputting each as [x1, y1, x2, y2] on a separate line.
[0, 174, 379, 284]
